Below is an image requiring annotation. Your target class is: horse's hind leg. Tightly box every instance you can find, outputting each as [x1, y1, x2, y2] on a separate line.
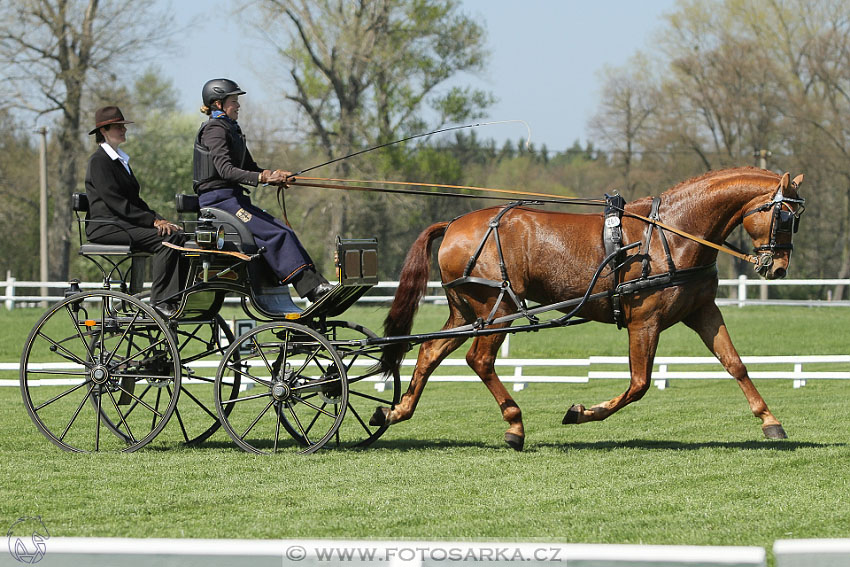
[683, 302, 786, 439]
[371, 318, 467, 427]
[465, 330, 525, 451]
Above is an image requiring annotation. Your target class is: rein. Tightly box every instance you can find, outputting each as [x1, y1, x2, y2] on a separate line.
[624, 210, 759, 265]
[288, 177, 604, 206]
[287, 176, 760, 264]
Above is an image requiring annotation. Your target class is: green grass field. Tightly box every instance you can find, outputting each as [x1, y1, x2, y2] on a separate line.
[1, 304, 848, 563]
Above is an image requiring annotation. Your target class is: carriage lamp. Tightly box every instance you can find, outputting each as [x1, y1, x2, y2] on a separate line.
[63, 279, 83, 314]
[195, 221, 226, 250]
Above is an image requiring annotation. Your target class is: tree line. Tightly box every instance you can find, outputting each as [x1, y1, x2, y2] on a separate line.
[1, 0, 848, 300]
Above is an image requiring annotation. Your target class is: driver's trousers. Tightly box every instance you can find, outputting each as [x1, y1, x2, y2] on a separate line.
[198, 187, 322, 294]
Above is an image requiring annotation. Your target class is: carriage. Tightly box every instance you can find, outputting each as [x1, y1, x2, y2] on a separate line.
[20, 167, 806, 453]
[19, 192, 400, 454]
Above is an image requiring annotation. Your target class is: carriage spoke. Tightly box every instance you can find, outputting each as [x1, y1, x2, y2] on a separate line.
[290, 373, 343, 391]
[105, 387, 137, 444]
[180, 387, 220, 421]
[239, 399, 275, 441]
[33, 380, 91, 412]
[252, 335, 279, 376]
[301, 402, 328, 439]
[103, 308, 146, 366]
[273, 403, 282, 454]
[349, 388, 395, 406]
[95, 386, 103, 451]
[58, 387, 94, 442]
[112, 382, 165, 418]
[64, 303, 92, 354]
[291, 395, 338, 419]
[173, 398, 190, 443]
[224, 362, 272, 388]
[152, 388, 162, 430]
[346, 402, 372, 436]
[35, 331, 90, 368]
[121, 385, 152, 420]
[286, 403, 311, 446]
[220, 391, 271, 405]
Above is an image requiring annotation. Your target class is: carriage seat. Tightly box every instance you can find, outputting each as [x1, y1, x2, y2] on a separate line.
[72, 193, 151, 293]
[175, 194, 258, 254]
[72, 193, 147, 256]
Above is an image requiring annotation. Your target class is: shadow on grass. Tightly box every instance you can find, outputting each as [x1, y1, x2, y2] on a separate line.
[143, 436, 848, 454]
[535, 438, 846, 452]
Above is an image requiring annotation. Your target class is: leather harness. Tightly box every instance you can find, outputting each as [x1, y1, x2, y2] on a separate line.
[443, 199, 717, 331]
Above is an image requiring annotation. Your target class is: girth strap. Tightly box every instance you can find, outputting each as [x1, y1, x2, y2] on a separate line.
[603, 192, 627, 328]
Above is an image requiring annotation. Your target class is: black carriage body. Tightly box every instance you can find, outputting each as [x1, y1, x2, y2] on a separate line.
[28, 192, 393, 454]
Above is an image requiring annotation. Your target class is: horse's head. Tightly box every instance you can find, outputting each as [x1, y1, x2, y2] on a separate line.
[741, 172, 806, 279]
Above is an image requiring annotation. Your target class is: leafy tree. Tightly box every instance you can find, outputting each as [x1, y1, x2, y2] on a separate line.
[588, 54, 660, 199]
[244, 0, 493, 267]
[0, 0, 175, 280]
[0, 111, 39, 279]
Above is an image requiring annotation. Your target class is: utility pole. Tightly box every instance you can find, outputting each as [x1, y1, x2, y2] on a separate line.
[754, 149, 771, 300]
[755, 148, 771, 171]
[37, 127, 48, 307]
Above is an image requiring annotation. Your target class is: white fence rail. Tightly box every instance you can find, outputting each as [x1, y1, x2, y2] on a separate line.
[3, 275, 850, 310]
[5, 355, 847, 390]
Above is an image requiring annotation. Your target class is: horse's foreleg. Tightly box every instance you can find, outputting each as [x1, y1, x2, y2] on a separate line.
[465, 331, 525, 451]
[563, 322, 659, 425]
[683, 302, 786, 439]
[371, 334, 466, 427]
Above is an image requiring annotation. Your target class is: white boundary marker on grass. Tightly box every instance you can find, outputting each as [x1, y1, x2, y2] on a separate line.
[773, 539, 850, 567]
[0, 538, 768, 567]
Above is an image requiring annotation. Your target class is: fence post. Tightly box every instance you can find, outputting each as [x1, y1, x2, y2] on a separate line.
[738, 274, 747, 308]
[5, 270, 14, 311]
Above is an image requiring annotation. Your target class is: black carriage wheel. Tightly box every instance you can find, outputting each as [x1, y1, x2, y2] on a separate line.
[323, 320, 400, 448]
[214, 322, 348, 454]
[169, 315, 240, 445]
[20, 290, 180, 452]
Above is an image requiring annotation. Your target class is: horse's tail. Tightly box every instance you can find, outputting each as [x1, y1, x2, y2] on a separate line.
[380, 221, 450, 375]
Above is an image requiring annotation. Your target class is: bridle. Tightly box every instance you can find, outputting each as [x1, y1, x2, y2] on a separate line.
[742, 185, 806, 272]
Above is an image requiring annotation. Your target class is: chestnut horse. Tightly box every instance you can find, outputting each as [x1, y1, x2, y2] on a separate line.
[372, 167, 805, 450]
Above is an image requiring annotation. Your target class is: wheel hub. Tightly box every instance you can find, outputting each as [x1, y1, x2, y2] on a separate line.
[90, 365, 110, 384]
[271, 381, 291, 401]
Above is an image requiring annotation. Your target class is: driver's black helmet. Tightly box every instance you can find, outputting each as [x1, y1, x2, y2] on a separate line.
[202, 78, 246, 107]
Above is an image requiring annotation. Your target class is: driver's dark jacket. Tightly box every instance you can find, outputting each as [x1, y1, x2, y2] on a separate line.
[194, 118, 262, 193]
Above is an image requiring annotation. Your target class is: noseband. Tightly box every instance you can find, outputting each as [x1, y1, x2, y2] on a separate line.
[742, 189, 806, 271]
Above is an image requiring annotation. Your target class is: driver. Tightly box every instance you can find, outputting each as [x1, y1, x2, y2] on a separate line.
[193, 78, 332, 302]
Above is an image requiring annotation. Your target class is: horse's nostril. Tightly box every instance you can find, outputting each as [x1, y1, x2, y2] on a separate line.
[773, 267, 787, 279]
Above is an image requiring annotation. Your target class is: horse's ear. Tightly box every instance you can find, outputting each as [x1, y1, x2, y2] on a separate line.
[780, 172, 790, 190]
[792, 173, 804, 188]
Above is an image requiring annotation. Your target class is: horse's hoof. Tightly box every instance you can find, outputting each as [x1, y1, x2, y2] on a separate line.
[562, 404, 585, 425]
[763, 424, 787, 439]
[369, 406, 388, 427]
[505, 432, 524, 451]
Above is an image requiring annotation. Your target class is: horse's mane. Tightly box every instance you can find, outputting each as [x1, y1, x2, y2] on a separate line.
[664, 166, 779, 196]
